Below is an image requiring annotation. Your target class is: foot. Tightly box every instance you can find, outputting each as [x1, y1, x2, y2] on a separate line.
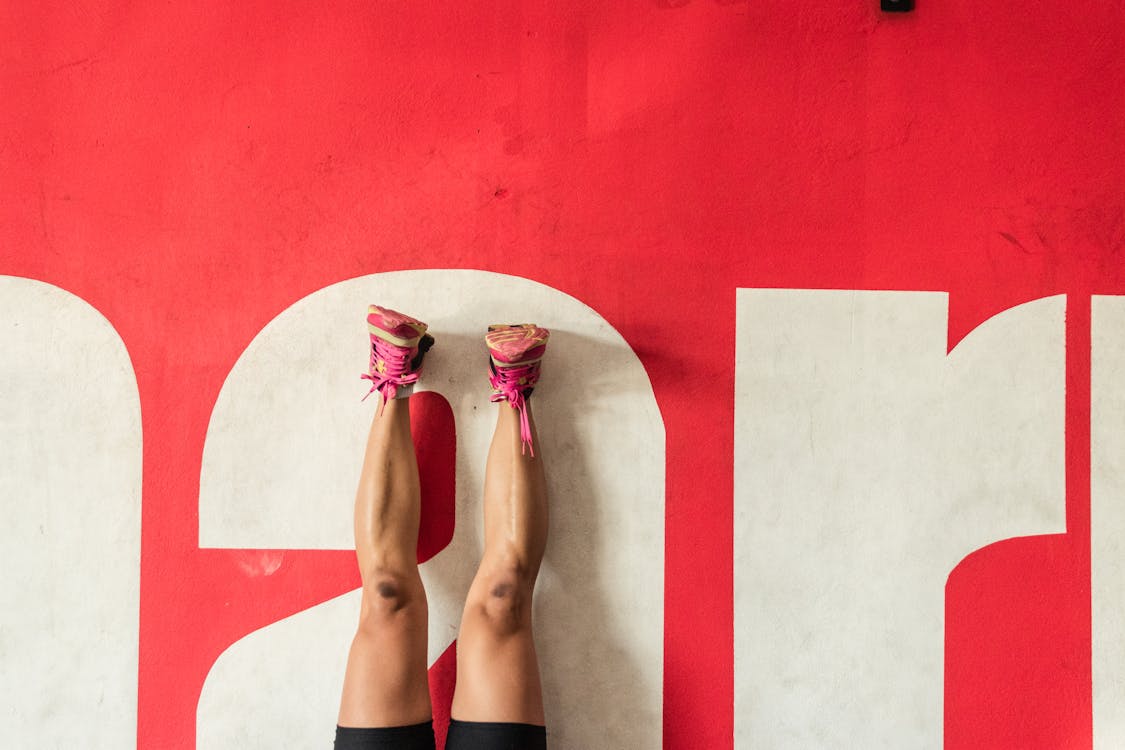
[362, 305, 434, 409]
[486, 324, 550, 455]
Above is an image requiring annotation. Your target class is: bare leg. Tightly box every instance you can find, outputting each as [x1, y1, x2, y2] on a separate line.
[451, 402, 548, 724]
[338, 399, 432, 727]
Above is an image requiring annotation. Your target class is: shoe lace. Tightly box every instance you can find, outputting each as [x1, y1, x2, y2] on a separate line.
[489, 362, 540, 456]
[361, 339, 420, 413]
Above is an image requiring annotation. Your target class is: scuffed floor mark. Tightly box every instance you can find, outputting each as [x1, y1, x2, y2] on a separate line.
[231, 550, 285, 577]
[998, 231, 1032, 254]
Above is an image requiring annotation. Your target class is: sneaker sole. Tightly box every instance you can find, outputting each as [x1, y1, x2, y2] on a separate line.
[368, 304, 428, 348]
[486, 324, 549, 366]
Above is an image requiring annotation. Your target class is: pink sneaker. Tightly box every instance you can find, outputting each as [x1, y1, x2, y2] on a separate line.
[362, 305, 434, 411]
[486, 324, 550, 456]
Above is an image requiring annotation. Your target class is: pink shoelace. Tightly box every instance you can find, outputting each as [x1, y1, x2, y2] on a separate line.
[489, 362, 540, 456]
[361, 338, 421, 413]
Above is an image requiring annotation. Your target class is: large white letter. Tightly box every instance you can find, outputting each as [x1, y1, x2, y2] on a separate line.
[1093, 294, 1125, 749]
[734, 290, 1065, 749]
[0, 277, 141, 748]
[197, 270, 664, 749]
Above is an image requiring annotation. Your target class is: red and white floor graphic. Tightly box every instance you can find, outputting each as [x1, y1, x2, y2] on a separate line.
[4, 2, 1125, 747]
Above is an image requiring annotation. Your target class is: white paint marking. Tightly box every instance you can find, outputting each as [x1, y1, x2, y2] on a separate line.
[0, 277, 141, 749]
[197, 270, 664, 750]
[734, 290, 1065, 749]
[1093, 294, 1125, 749]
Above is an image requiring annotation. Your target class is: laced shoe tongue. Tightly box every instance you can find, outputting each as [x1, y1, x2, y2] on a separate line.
[361, 339, 421, 411]
[492, 359, 538, 389]
[490, 362, 540, 456]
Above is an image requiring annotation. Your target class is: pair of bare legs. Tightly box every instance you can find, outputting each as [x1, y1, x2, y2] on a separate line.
[338, 395, 547, 731]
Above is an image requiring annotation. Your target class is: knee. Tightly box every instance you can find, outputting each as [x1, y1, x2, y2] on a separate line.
[359, 569, 423, 626]
[474, 563, 534, 636]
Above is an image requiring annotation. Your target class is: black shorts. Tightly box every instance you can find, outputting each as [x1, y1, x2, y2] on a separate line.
[334, 720, 547, 750]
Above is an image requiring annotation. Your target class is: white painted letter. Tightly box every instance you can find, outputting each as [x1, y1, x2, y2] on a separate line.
[197, 270, 664, 749]
[734, 290, 1065, 749]
[0, 277, 141, 749]
[1093, 294, 1125, 749]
